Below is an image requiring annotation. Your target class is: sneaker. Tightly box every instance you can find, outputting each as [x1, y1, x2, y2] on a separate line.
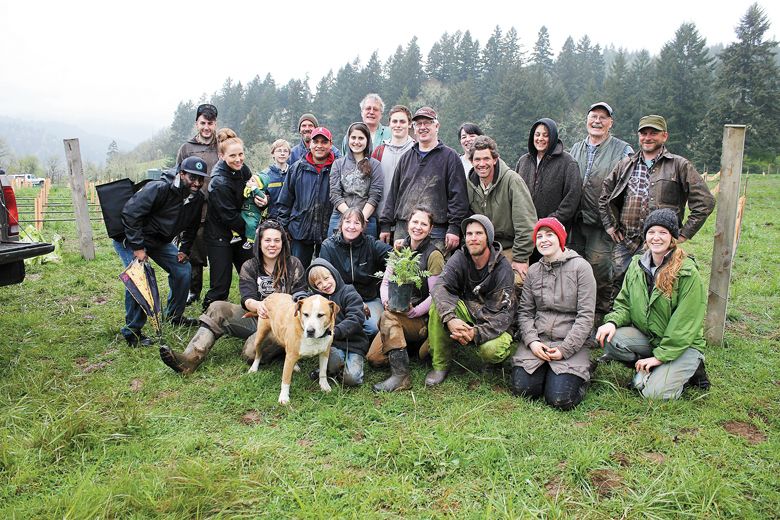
[229, 235, 243, 245]
[242, 241, 253, 250]
[125, 334, 154, 347]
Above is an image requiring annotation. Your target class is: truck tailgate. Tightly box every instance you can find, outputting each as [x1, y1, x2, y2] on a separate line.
[0, 240, 56, 264]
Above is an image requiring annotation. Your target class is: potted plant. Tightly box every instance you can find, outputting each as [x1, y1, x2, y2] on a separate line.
[377, 247, 431, 312]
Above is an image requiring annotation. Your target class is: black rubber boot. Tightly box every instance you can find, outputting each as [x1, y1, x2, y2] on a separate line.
[685, 360, 711, 390]
[373, 349, 412, 392]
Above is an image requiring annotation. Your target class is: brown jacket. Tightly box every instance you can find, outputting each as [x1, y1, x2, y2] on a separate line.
[512, 248, 596, 381]
[599, 147, 715, 240]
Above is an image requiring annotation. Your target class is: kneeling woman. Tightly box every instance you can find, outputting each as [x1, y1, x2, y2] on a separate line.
[511, 217, 596, 410]
[596, 209, 710, 399]
[160, 220, 306, 373]
[368, 207, 445, 392]
[318, 208, 391, 339]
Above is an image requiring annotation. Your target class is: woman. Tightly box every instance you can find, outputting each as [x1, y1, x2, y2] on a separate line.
[369, 207, 445, 392]
[595, 208, 710, 399]
[160, 220, 306, 374]
[328, 122, 383, 238]
[318, 208, 391, 339]
[515, 118, 581, 263]
[458, 122, 483, 174]
[511, 217, 596, 410]
[202, 128, 265, 309]
[264, 139, 291, 221]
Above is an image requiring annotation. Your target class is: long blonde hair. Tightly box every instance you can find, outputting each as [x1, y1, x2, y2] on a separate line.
[655, 238, 687, 297]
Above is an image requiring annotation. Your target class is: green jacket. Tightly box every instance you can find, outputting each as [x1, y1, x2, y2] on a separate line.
[604, 251, 706, 362]
[466, 159, 536, 263]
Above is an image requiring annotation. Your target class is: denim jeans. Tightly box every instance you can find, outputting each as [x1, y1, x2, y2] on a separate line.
[290, 239, 318, 269]
[363, 297, 384, 340]
[113, 239, 191, 340]
[510, 364, 587, 411]
[327, 347, 364, 386]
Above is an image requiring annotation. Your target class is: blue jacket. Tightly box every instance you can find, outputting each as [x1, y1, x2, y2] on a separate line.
[263, 163, 288, 221]
[277, 154, 335, 243]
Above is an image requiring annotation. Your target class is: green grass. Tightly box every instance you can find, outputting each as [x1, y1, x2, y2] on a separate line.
[2, 178, 779, 518]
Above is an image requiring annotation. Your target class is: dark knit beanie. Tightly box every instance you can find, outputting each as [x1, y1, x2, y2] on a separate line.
[461, 214, 495, 244]
[298, 113, 319, 131]
[643, 208, 680, 239]
[533, 217, 567, 251]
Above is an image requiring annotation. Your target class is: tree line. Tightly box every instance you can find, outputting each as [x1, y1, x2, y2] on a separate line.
[123, 3, 779, 179]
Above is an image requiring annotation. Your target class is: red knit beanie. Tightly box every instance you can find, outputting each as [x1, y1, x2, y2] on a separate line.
[533, 217, 567, 251]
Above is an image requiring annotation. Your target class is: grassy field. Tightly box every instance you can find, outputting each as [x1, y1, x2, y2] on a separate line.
[1, 177, 778, 519]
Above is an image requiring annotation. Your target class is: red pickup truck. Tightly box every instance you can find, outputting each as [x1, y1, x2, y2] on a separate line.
[0, 169, 55, 285]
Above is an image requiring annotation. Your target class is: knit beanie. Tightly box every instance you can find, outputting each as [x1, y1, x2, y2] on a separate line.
[298, 113, 319, 131]
[533, 217, 567, 250]
[461, 214, 495, 244]
[643, 208, 680, 239]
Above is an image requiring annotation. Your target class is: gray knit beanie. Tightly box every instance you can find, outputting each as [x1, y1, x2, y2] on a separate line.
[298, 113, 319, 131]
[461, 214, 495, 244]
[643, 208, 680, 239]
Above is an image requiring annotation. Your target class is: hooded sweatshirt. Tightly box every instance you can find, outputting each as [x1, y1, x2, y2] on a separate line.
[303, 258, 370, 355]
[330, 122, 384, 212]
[515, 118, 582, 230]
[373, 136, 416, 217]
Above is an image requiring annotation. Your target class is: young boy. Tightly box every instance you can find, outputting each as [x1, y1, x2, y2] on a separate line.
[231, 172, 270, 249]
[302, 258, 369, 386]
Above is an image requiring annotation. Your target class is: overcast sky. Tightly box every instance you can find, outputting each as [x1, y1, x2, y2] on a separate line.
[1, 0, 777, 144]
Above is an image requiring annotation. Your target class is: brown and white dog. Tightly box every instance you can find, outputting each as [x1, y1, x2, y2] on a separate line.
[248, 293, 339, 405]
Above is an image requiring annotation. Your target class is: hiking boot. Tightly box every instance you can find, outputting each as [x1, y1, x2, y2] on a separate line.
[685, 360, 711, 390]
[373, 349, 411, 392]
[159, 327, 216, 374]
[424, 369, 449, 387]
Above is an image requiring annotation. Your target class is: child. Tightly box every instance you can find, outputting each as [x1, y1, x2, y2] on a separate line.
[302, 258, 369, 386]
[230, 172, 270, 249]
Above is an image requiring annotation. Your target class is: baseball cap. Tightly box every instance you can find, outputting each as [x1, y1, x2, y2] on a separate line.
[638, 115, 667, 132]
[196, 103, 218, 120]
[310, 127, 332, 141]
[180, 156, 208, 177]
[588, 102, 613, 116]
[412, 106, 437, 121]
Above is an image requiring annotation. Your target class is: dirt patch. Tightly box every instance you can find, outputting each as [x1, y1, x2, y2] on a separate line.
[748, 409, 770, 425]
[722, 420, 766, 444]
[93, 296, 109, 304]
[643, 452, 666, 464]
[130, 379, 143, 392]
[612, 452, 630, 467]
[589, 469, 623, 497]
[491, 384, 509, 394]
[545, 476, 566, 497]
[352, 431, 365, 441]
[467, 379, 480, 391]
[297, 439, 314, 447]
[75, 357, 112, 373]
[239, 410, 263, 425]
[573, 421, 590, 428]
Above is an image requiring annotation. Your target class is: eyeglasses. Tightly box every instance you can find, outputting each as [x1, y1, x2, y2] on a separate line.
[413, 119, 436, 128]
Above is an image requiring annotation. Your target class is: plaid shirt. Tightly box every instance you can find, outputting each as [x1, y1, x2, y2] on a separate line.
[583, 143, 598, 181]
[619, 159, 652, 250]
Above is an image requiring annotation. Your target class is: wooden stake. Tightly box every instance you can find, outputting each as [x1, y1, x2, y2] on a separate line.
[63, 138, 95, 260]
[705, 125, 746, 346]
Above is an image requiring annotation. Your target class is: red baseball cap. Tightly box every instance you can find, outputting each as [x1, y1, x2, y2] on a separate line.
[310, 127, 332, 141]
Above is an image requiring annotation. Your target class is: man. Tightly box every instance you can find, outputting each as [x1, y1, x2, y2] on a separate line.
[176, 103, 219, 306]
[379, 106, 469, 253]
[466, 135, 536, 286]
[372, 104, 416, 219]
[425, 215, 516, 386]
[278, 127, 336, 267]
[568, 102, 633, 322]
[342, 93, 392, 153]
[114, 157, 207, 346]
[289, 113, 340, 165]
[600, 114, 715, 303]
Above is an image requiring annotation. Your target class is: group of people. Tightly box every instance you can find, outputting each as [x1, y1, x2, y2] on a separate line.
[114, 94, 716, 409]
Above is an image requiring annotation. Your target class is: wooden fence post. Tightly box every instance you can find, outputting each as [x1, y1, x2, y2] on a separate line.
[63, 138, 95, 260]
[705, 125, 746, 346]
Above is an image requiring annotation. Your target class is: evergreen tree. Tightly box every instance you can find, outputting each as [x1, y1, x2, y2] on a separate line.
[106, 140, 119, 165]
[360, 51, 385, 97]
[653, 23, 714, 155]
[401, 37, 425, 100]
[383, 45, 406, 105]
[279, 77, 312, 133]
[501, 27, 523, 67]
[168, 100, 196, 156]
[696, 3, 780, 166]
[455, 30, 480, 81]
[531, 26, 554, 74]
[556, 37, 580, 103]
[603, 50, 635, 141]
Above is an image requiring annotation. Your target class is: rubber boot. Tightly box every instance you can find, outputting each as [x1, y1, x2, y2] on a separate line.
[159, 326, 216, 374]
[425, 369, 449, 387]
[373, 349, 411, 392]
[685, 360, 711, 390]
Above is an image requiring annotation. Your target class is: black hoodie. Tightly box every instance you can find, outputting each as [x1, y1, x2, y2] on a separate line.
[302, 258, 369, 355]
[205, 159, 252, 242]
[514, 118, 582, 229]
